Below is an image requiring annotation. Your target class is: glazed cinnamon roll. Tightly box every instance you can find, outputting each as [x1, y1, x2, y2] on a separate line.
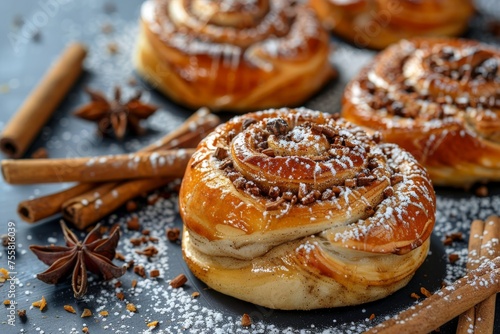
[310, 0, 474, 49]
[179, 108, 435, 310]
[134, 0, 335, 112]
[342, 38, 500, 187]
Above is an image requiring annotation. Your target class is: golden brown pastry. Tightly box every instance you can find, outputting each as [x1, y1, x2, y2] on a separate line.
[134, 0, 335, 112]
[179, 108, 435, 310]
[342, 38, 500, 187]
[310, 0, 474, 49]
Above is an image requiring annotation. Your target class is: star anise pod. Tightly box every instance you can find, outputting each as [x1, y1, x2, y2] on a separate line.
[30, 221, 127, 299]
[74, 86, 158, 140]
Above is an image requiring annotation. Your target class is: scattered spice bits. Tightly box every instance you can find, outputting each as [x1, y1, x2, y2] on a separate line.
[64, 305, 76, 314]
[420, 287, 432, 298]
[170, 274, 188, 288]
[475, 185, 488, 197]
[141, 229, 151, 236]
[31, 147, 48, 159]
[81, 308, 92, 318]
[134, 265, 146, 278]
[448, 253, 460, 264]
[17, 309, 26, 319]
[100, 310, 109, 317]
[410, 292, 421, 300]
[0, 268, 10, 282]
[126, 200, 138, 212]
[126, 303, 137, 313]
[107, 42, 119, 54]
[136, 245, 158, 257]
[130, 237, 143, 246]
[166, 227, 180, 242]
[115, 252, 126, 261]
[150, 269, 160, 278]
[241, 313, 252, 327]
[369, 314, 376, 321]
[32, 296, 47, 311]
[116, 292, 125, 301]
[147, 320, 159, 328]
[191, 292, 200, 298]
[131, 279, 138, 288]
[443, 232, 464, 246]
[127, 217, 141, 231]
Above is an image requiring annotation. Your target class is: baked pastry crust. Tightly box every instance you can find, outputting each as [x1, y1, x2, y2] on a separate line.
[342, 38, 500, 187]
[134, 0, 335, 112]
[310, 0, 474, 49]
[179, 108, 435, 310]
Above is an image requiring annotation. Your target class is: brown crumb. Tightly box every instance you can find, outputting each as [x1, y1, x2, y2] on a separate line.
[116, 292, 125, 301]
[131, 279, 138, 288]
[126, 200, 137, 212]
[369, 313, 375, 321]
[475, 185, 488, 197]
[170, 274, 187, 288]
[443, 232, 464, 246]
[81, 308, 92, 318]
[107, 42, 118, 54]
[127, 77, 138, 86]
[82, 327, 89, 333]
[149, 236, 159, 243]
[3, 299, 10, 305]
[0, 268, 10, 282]
[134, 265, 146, 278]
[448, 253, 460, 264]
[17, 309, 26, 319]
[147, 320, 159, 328]
[129, 238, 143, 247]
[420, 287, 432, 298]
[101, 23, 113, 34]
[64, 305, 76, 314]
[148, 194, 160, 205]
[127, 217, 141, 231]
[150, 269, 160, 278]
[191, 292, 200, 298]
[241, 313, 252, 327]
[410, 292, 421, 300]
[114, 281, 122, 288]
[115, 252, 126, 261]
[126, 303, 137, 312]
[31, 147, 48, 159]
[32, 296, 47, 311]
[166, 227, 180, 242]
[136, 245, 158, 257]
[141, 229, 151, 236]
[99, 310, 109, 317]
[127, 260, 135, 269]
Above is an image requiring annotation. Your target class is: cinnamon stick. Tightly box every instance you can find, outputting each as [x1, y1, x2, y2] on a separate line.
[0, 43, 87, 158]
[18, 183, 96, 223]
[62, 178, 173, 230]
[473, 216, 500, 333]
[2, 149, 194, 184]
[456, 219, 485, 334]
[365, 257, 500, 334]
[16, 108, 220, 224]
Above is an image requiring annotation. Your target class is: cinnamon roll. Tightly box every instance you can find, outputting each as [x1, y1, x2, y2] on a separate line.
[342, 38, 500, 187]
[134, 0, 335, 112]
[310, 0, 474, 49]
[179, 108, 435, 310]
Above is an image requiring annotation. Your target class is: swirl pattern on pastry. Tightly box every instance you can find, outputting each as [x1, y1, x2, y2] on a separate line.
[179, 108, 435, 310]
[310, 0, 474, 49]
[342, 38, 500, 187]
[134, 0, 334, 112]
